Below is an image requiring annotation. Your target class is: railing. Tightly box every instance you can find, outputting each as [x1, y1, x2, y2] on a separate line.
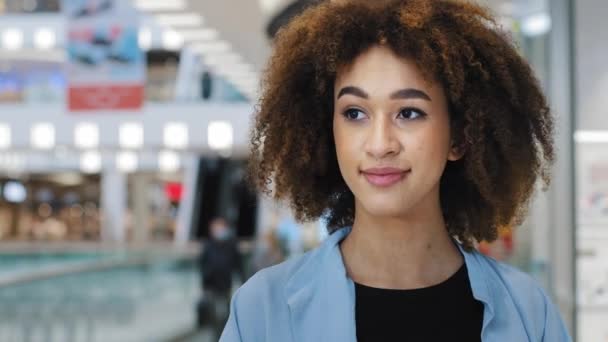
[0, 246, 201, 342]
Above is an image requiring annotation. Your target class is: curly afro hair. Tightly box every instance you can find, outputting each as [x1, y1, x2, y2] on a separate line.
[247, 0, 554, 248]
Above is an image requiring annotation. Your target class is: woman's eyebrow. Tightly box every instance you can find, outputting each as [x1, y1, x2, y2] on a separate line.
[337, 86, 368, 99]
[389, 88, 432, 101]
[337, 86, 432, 101]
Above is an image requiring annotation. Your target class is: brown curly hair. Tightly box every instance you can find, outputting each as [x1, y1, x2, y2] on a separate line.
[248, 0, 554, 248]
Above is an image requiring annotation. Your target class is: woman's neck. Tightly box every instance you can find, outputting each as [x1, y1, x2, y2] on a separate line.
[339, 201, 463, 290]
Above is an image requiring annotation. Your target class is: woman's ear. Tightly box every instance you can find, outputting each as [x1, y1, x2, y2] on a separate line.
[448, 142, 465, 161]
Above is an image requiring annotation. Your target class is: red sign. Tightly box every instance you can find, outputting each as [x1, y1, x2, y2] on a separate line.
[165, 182, 183, 202]
[68, 84, 143, 110]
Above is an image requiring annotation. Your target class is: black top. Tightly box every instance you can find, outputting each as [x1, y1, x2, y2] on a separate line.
[355, 264, 484, 341]
[200, 238, 243, 293]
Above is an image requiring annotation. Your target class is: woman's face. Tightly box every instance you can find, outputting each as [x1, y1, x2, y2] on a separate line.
[333, 45, 461, 219]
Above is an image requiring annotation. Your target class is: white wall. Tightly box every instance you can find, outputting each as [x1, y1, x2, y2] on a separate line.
[576, 1, 608, 341]
[576, 0, 608, 130]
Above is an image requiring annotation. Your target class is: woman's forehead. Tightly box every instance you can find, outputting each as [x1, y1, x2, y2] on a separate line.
[334, 46, 438, 96]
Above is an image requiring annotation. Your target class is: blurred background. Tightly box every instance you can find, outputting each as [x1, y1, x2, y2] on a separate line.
[0, 0, 605, 341]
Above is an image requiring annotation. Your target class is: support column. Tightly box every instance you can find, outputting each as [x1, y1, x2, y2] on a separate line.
[100, 168, 127, 242]
[132, 173, 150, 244]
[175, 155, 199, 245]
[548, 0, 576, 334]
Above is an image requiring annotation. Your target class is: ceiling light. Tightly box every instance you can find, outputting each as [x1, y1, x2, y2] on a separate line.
[119, 122, 144, 149]
[116, 151, 138, 173]
[31, 123, 55, 150]
[2, 28, 24, 50]
[80, 151, 102, 174]
[34, 28, 56, 50]
[156, 13, 203, 27]
[521, 12, 551, 37]
[574, 130, 608, 143]
[74, 123, 100, 149]
[0, 124, 11, 149]
[208, 121, 233, 150]
[134, 0, 187, 11]
[164, 122, 189, 149]
[163, 29, 184, 50]
[159, 150, 180, 172]
[3, 181, 27, 203]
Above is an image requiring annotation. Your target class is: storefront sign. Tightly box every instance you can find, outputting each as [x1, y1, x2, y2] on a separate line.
[63, 0, 144, 111]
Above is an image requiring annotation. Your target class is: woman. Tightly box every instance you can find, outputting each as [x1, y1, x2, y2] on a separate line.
[221, 0, 571, 341]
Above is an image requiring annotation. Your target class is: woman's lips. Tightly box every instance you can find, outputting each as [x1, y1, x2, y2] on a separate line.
[361, 168, 410, 187]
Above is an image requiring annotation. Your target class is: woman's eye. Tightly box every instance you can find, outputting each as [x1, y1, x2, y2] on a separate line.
[398, 107, 426, 120]
[343, 108, 366, 120]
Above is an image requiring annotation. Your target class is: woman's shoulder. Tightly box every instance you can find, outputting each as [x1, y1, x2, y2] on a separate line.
[469, 250, 570, 340]
[221, 247, 324, 340]
[238, 229, 347, 300]
[473, 251, 548, 298]
[236, 245, 324, 303]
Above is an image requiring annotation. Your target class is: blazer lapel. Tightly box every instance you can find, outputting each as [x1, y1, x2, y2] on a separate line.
[285, 227, 357, 342]
[457, 242, 531, 341]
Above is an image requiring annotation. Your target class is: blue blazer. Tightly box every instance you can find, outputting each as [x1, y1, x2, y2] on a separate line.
[220, 227, 571, 341]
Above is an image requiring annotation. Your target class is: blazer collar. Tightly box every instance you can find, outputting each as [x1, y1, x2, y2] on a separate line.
[455, 242, 496, 333]
[284, 226, 498, 342]
[285, 227, 356, 342]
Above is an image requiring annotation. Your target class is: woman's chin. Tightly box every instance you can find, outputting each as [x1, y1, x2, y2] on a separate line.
[359, 201, 410, 219]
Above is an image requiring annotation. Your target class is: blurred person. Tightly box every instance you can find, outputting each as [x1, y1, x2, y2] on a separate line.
[221, 1, 571, 341]
[199, 217, 243, 339]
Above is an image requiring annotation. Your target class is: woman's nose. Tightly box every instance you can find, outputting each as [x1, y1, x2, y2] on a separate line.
[364, 115, 400, 159]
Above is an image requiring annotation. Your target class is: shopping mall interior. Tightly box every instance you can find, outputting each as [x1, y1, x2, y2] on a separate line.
[0, 0, 606, 341]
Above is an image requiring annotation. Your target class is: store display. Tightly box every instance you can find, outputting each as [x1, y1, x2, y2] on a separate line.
[0, 174, 101, 241]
